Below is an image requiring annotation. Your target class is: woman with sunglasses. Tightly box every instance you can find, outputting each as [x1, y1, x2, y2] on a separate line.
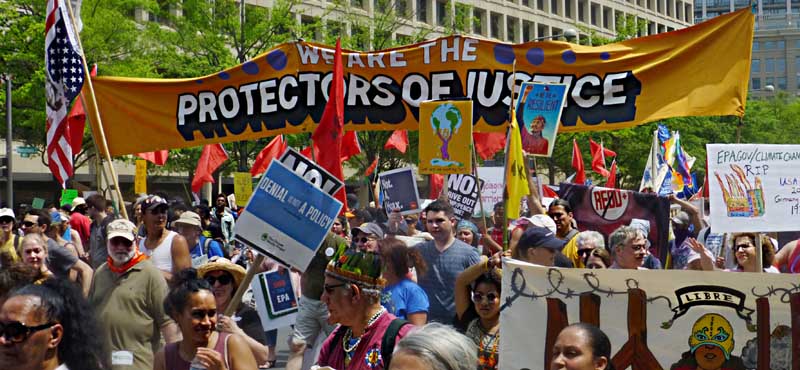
[454, 252, 503, 370]
[155, 268, 257, 370]
[0, 278, 108, 370]
[584, 248, 612, 270]
[726, 233, 779, 273]
[197, 257, 271, 366]
[20, 234, 54, 283]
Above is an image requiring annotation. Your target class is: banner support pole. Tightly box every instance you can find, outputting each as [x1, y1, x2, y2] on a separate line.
[472, 142, 489, 237]
[63, 0, 128, 220]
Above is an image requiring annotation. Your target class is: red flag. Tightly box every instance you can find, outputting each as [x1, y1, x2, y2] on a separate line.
[136, 150, 169, 166]
[341, 131, 362, 161]
[384, 130, 409, 154]
[66, 65, 97, 153]
[251, 135, 287, 176]
[589, 139, 610, 178]
[191, 144, 228, 193]
[605, 160, 618, 188]
[473, 132, 506, 160]
[542, 185, 559, 198]
[364, 156, 379, 177]
[572, 140, 586, 185]
[311, 39, 348, 212]
[428, 174, 444, 199]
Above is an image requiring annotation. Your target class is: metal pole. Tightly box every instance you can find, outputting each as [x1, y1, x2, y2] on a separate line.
[4, 75, 12, 208]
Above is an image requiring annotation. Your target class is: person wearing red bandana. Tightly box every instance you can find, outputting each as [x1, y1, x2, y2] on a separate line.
[89, 219, 181, 370]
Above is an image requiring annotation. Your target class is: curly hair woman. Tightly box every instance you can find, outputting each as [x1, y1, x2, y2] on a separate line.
[0, 278, 109, 370]
[454, 252, 503, 370]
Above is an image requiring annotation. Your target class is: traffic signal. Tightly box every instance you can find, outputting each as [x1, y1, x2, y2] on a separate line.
[0, 156, 7, 178]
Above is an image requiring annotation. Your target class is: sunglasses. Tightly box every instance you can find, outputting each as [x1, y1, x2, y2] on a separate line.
[734, 243, 754, 251]
[205, 274, 233, 286]
[0, 218, 13, 225]
[323, 282, 349, 294]
[21, 221, 36, 228]
[190, 309, 217, 320]
[0, 321, 55, 343]
[577, 248, 595, 256]
[472, 292, 499, 303]
[357, 236, 377, 244]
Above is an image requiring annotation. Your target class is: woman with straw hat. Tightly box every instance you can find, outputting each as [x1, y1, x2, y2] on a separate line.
[198, 257, 270, 366]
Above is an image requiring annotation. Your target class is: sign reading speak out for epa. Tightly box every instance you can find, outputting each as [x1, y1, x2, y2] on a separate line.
[234, 160, 342, 271]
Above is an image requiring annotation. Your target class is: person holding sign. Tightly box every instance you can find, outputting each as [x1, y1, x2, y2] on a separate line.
[454, 252, 503, 370]
[154, 269, 257, 370]
[197, 257, 270, 365]
[317, 247, 414, 369]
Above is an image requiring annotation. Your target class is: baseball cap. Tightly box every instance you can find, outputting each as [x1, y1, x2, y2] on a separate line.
[71, 197, 86, 211]
[50, 211, 64, 224]
[173, 211, 202, 228]
[518, 226, 567, 251]
[141, 195, 169, 212]
[515, 214, 557, 233]
[352, 222, 385, 239]
[107, 219, 136, 241]
[0, 208, 15, 221]
[671, 211, 691, 228]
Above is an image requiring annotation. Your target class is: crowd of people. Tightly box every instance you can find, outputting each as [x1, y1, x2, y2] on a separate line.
[0, 184, 797, 370]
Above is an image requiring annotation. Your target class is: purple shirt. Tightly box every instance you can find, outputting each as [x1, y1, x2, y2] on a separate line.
[317, 311, 414, 370]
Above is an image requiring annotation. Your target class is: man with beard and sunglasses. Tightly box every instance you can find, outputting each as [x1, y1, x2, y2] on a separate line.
[89, 219, 180, 370]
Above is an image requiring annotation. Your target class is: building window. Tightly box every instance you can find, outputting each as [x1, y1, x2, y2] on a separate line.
[778, 40, 785, 49]
[753, 41, 760, 50]
[537, 0, 545, 11]
[473, 8, 486, 35]
[766, 76, 774, 87]
[417, 0, 428, 22]
[436, 0, 447, 26]
[352, 0, 364, 9]
[777, 76, 787, 90]
[752, 77, 761, 90]
[752, 59, 760, 73]
[395, 0, 408, 17]
[765, 40, 775, 50]
[765, 58, 774, 73]
[776, 58, 786, 73]
[507, 16, 518, 42]
[491, 12, 503, 39]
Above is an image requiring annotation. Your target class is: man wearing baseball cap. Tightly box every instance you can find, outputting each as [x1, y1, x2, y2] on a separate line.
[352, 222, 385, 253]
[90, 219, 179, 370]
[515, 225, 567, 267]
[137, 195, 191, 284]
[0, 208, 20, 264]
[172, 211, 224, 268]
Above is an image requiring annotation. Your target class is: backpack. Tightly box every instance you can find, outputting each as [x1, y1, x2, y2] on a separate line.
[202, 236, 213, 257]
[331, 318, 409, 369]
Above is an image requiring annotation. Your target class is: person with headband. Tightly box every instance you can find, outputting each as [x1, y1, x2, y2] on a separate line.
[316, 245, 414, 369]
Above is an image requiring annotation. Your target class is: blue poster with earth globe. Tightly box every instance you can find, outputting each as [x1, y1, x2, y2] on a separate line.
[418, 100, 473, 174]
[514, 82, 568, 157]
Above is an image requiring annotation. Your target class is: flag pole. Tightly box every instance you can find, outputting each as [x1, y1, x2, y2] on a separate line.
[501, 59, 517, 251]
[63, 0, 128, 220]
[471, 141, 489, 237]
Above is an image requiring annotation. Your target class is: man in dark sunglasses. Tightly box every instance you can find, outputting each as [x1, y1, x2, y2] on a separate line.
[89, 218, 179, 370]
[0, 293, 61, 370]
[352, 223, 384, 253]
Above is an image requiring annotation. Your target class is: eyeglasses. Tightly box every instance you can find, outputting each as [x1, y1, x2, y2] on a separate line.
[190, 309, 217, 320]
[0, 321, 55, 343]
[628, 244, 647, 252]
[323, 283, 349, 294]
[472, 292, 499, 303]
[21, 221, 36, 228]
[205, 274, 233, 286]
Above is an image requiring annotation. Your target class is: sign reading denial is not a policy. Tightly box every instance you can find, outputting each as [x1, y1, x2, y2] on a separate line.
[235, 160, 342, 271]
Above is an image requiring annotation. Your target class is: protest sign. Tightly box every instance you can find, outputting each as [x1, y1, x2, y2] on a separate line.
[378, 167, 420, 215]
[31, 198, 45, 209]
[279, 147, 343, 196]
[707, 143, 800, 233]
[252, 270, 299, 331]
[234, 160, 342, 271]
[233, 172, 253, 207]
[514, 82, 567, 157]
[501, 259, 799, 370]
[60, 189, 78, 207]
[134, 160, 147, 195]
[474, 167, 504, 215]
[90, 9, 753, 156]
[446, 174, 483, 221]
[558, 182, 670, 262]
[419, 100, 473, 174]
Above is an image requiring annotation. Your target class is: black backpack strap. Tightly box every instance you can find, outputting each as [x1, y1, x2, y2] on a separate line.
[203, 236, 212, 256]
[380, 319, 409, 368]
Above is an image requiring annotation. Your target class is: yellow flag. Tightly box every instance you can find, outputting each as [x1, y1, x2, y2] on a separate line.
[505, 111, 529, 220]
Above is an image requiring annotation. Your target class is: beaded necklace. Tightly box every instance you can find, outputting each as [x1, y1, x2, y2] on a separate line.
[342, 307, 385, 368]
[476, 323, 499, 370]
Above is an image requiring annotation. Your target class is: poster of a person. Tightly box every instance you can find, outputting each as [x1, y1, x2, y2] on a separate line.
[515, 82, 568, 157]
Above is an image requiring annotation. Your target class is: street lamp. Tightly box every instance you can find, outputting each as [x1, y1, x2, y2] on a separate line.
[763, 84, 775, 93]
[532, 28, 579, 43]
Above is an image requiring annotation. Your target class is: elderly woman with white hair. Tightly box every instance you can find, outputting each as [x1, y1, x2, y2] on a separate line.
[575, 231, 605, 268]
[389, 323, 477, 370]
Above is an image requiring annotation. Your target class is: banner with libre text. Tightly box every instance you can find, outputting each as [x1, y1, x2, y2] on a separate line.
[500, 259, 798, 370]
[88, 9, 753, 156]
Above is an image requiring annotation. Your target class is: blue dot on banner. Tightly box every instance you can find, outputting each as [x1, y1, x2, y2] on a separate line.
[600, 52, 610, 61]
[218, 72, 230, 80]
[195, 80, 203, 84]
[526, 48, 545, 66]
[267, 50, 288, 71]
[493, 44, 516, 65]
[562, 50, 576, 64]
[242, 61, 260, 75]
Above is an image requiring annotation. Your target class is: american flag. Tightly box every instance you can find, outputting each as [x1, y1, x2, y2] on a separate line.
[45, 0, 85, 187]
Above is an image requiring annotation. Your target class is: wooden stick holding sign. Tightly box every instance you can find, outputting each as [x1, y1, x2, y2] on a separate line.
[224, 254, 265, 317]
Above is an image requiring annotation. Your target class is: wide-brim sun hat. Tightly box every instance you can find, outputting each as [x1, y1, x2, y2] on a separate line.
[197, 257, 247, 287]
